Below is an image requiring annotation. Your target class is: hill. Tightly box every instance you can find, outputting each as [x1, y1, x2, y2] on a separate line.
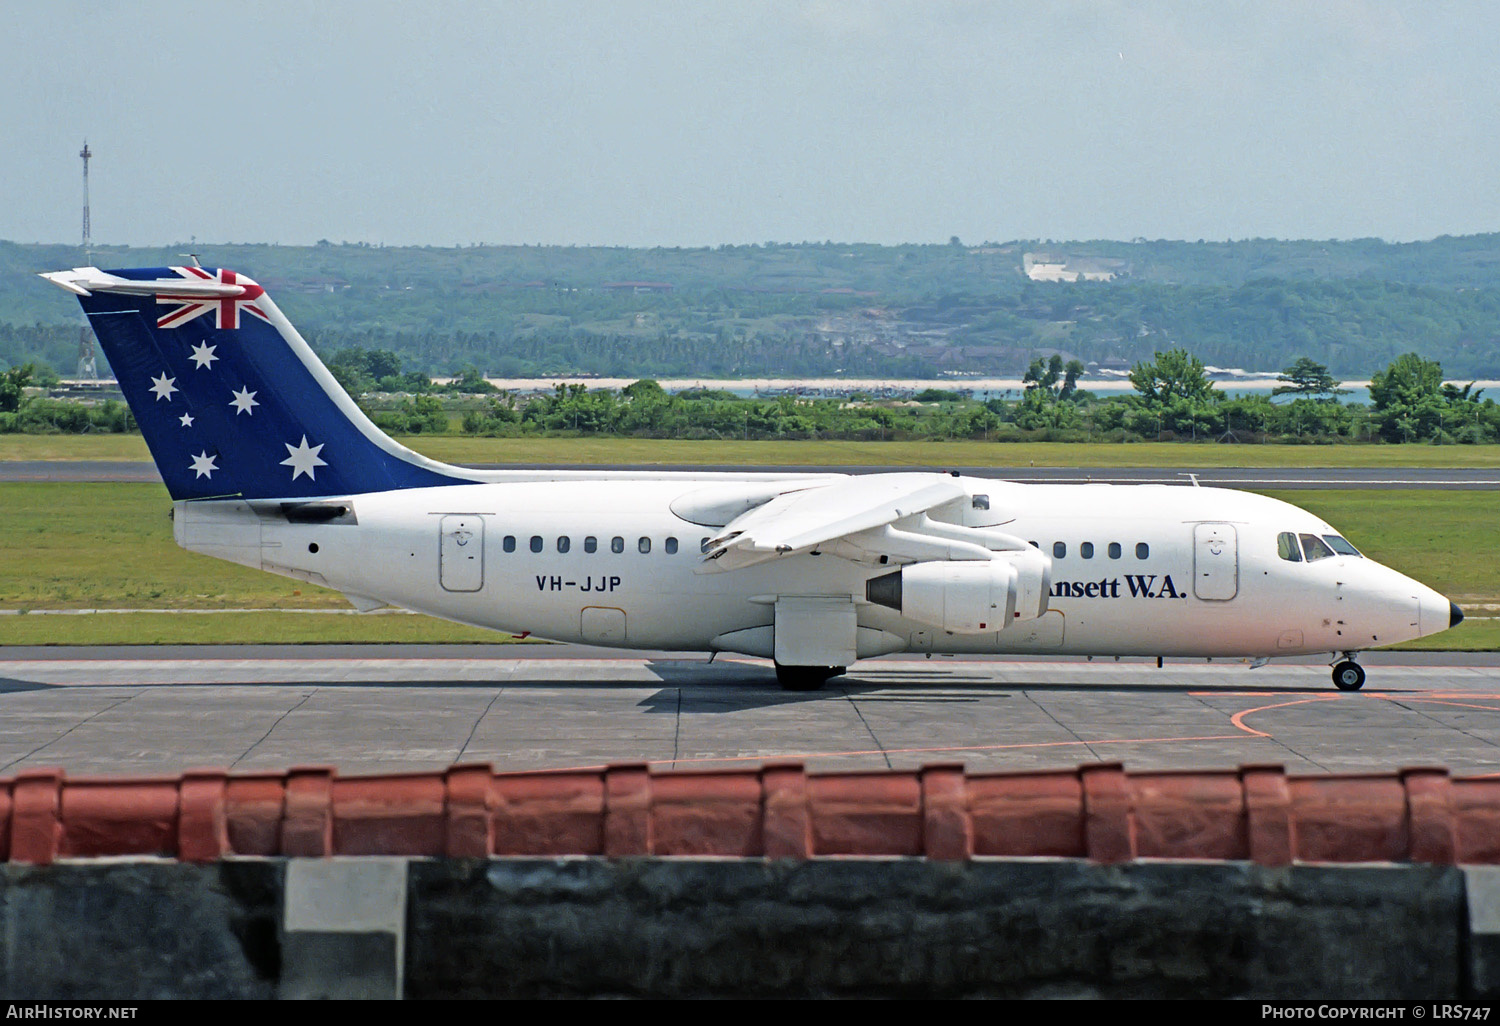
[4, 235, 1500, 380]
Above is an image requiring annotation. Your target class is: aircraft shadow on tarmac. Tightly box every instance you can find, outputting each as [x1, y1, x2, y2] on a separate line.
[0, 678, 58, 695]
[629, 663, 1402, 712]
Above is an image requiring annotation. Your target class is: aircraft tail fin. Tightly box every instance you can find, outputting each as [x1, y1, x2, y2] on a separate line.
[40, 266, 475, 501]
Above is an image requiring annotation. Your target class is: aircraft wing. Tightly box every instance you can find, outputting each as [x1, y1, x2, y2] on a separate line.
[701, 472, 1028, 572]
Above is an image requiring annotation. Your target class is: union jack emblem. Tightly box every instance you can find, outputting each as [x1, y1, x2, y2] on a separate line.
[156, 267, 271, 329]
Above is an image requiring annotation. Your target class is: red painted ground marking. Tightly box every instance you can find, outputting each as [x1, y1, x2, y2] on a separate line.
[1210, 690, 1500, 742]
[1397, 697, 1500, 714]
[1228, 696, 1344, 737]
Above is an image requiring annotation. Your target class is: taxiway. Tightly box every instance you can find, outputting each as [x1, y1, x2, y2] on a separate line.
[1, 646, 1496, 778]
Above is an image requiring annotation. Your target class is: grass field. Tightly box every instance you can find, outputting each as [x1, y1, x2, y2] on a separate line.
[0, 480, 1494, 649]
[7, 433, 1500, 468]
[0, 612, 525, 646]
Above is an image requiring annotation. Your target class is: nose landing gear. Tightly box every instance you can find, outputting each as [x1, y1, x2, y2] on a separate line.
[1332, 655, 1366, 692]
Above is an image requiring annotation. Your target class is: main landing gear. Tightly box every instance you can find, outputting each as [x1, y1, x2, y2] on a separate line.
[1332, 654, 1366, 692]
[775, 663, 847, 692]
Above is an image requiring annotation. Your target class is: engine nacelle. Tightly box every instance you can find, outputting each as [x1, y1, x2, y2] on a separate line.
[865, 550, 1051, 634]
[988, 546, 1052, 621]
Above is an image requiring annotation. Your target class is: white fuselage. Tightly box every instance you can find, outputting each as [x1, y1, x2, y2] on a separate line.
[174, 476, 1452, 661]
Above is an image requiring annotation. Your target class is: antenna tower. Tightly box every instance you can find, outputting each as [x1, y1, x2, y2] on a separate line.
[77, 141, 98, 380]
[80, 141, 92, 260]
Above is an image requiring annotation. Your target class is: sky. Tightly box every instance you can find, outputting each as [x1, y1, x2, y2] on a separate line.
[4, 0, 1499, 249]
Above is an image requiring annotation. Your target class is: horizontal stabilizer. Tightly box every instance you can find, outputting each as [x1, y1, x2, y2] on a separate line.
[41, 266, 249, 298]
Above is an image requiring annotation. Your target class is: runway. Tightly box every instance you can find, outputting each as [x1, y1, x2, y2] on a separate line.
[2, 645, 1497, 778]
[5, 460, 1500, 488]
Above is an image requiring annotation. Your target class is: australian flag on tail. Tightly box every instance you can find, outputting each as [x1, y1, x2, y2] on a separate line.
[40, 266, 475, 502]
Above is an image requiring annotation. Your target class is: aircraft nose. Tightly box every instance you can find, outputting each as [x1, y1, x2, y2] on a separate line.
[1451, 601, 1465, 628]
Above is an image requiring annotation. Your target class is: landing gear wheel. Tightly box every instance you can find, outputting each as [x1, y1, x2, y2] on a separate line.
[1332, 660, 1366, 692]
[775, 664, 845, 692]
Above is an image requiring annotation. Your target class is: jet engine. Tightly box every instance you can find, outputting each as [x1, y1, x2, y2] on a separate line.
[865, 548, 1051, 634]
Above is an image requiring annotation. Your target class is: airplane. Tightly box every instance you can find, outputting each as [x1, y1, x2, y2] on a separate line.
[41, 265, 1464, 692]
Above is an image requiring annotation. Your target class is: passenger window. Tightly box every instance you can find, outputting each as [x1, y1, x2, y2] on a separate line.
[1323, 535, 1361, 557]
[1108, 542, 1121, 559]
[700, 537, 711, 553]
[503, 535, 516, 553]
[584, 536, 597, 553]
[1053, 542, 1066, 559]
[665, 537, 679, 554]
[1277, 532, 1303, 562]
[557, 536, 570, 553]
[1080, 542, 1094, 559]
[529, 536, 543, 553]
[972, 494, 990, 510]
[1135, 542, 1149, 559]
[638, 537, 651, 554]
[1300, 533, 1335, 561]
[611, 536, 624, 554]
[1028, 541, 1039, 549]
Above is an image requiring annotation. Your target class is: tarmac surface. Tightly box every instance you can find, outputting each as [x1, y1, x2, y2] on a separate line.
[6, 460, 1500, 488]
[1, 645, 1497, 778]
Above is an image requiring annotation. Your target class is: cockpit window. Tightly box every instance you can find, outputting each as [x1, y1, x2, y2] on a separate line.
[1299, 533, 1335, 561]
[971, 494, 990, 510]
[1323, 534, 1361, 557]
[1277, 532, 1303, 562]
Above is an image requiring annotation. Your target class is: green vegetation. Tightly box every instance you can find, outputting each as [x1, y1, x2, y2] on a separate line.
[1393, 619, 1500, 652]
[9, 235, 1500, 381]
[0, 434, 151, 460]
[445, 351, 1500, 444]
[0, 483, 342, 611]
[9, 433, 1500, 468]
[0, 482, 1493, 648]
[11, 342, 1500, 447]
[0, 612, 521, 646]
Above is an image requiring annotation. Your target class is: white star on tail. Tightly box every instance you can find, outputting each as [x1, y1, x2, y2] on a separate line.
[189, 343, 219, 369]
[189, 451, 218, 479]
[229, 387, 259, 415]
[179, 412, 194, 427]
[280, 435, 327, 480]
[149, 373, 177, 401]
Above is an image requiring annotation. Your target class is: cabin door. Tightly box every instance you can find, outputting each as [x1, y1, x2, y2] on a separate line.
[1193, 523, 1238, 601]
[440, 515, 484, 592]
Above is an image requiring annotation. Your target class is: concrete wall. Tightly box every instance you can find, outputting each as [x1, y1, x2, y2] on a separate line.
[4, 761, 1500, 998]
[3, 857, 1498, 1000]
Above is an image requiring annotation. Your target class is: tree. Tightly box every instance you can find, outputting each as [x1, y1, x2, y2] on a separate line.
[445, 367, 497, 394]
[1272, 357, 1346, 401]
[364, 349, 404, 381]
[1059, 359, 1085, 400]
[29, 363, 60, 389]
[0, 364, 34, 413]
[1128, 349, 1219, 407]
[621, 379, 665, 400]
[1022, 355, 1061, 394]
[1022, 355, 1087, 403]
[1368, 352, 1447, 442]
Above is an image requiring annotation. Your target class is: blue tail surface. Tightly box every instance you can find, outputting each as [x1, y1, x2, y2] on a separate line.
[43, 266, 476, 501]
